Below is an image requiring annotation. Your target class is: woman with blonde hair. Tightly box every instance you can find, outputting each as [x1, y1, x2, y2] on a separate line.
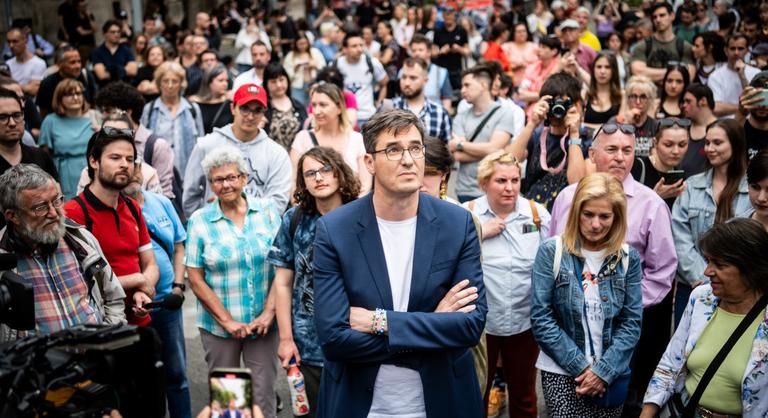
[39, 78, 100, 199]
[290, 83, 371, 195]
[140, 61, 204, 175]
[613, 75, 658, 157]
[531, 172, 643, 417]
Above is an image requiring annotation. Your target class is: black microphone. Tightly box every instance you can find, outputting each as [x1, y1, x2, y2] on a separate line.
[143, 293, 184, 310]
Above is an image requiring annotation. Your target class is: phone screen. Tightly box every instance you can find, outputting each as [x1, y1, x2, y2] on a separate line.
[209, 368, 253, 417]
[663, 170, 685, 185]
[757, 90, 768, 107]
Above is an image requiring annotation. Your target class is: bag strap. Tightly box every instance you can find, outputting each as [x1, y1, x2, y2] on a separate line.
[637, 157, 646, 184]
[553, 236, 563, 278]
[684, 294, 768, 415]
[210, 100, 229, 130]
[289, 206, 303, 244]
[308, 130, 319, 147]
[144, 132, 158, 166]
[468, 105, 501, 142]
[73, 195, 93, 231]
[528, 199, 540, 229]
[147, 99, 157, 129]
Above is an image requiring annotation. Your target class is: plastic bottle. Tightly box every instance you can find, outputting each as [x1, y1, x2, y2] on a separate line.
[287, 358, 310, 416]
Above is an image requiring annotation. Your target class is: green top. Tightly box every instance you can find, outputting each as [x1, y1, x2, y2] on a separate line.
[685, 307, 764, 414]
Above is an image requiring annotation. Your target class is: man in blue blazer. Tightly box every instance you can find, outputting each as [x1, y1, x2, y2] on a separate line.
[313, 109, 487, 418]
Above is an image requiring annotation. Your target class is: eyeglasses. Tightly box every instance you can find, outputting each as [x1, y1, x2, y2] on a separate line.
[302, 164, 334, 179]
[371, 144, 426, 161]
[28, 195, 64, 217]
[658, 117, 691, 128]
[0, 112, 23, 125]
[628, 94, 649, 102]
[211, 173, 245, 186]
[160, 79, 181, 86]
[238, 105, 265, 117]
[63, 91, 84, 98]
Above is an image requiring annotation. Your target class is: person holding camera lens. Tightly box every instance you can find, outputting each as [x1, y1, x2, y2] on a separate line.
[506, 72, 592, 211]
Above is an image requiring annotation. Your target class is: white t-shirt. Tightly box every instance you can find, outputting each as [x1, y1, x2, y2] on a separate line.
[536, 249, 606, 375]
[368, 216, 426, 418]
[291, 130, 365, 173]
[7, 55, 47, 87]
[232, 68, 263, 91]
[337, 55, 387, 121]
[708, 64, 760, 112]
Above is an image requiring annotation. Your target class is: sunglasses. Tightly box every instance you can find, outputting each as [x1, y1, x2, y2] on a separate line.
[658, 117, 691, 128]
[596, 123, 636, 137]
[99, 126, 134, 139]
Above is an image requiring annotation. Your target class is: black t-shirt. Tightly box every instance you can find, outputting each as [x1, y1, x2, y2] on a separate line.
[631, 155, 677, 209]
[0, 144, 60, 229]
[133, 65, 159, 103]
[745, 119, 768, 161]
[680, 137, 707, 177]
[37, 71, 96, 116]
[433, 25, 468, 73]
[196, 100, 234, 134]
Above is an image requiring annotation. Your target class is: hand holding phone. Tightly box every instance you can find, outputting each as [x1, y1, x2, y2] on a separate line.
[209, 368, 253, 417]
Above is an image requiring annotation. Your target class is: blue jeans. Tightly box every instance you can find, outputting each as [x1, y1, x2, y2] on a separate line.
[150, 308, 192, 418]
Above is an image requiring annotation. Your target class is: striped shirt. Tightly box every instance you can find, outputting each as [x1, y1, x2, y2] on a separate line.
[17, 238, 101, 334]
[391, 96, 452, 142]
[184, 194, 281, 338]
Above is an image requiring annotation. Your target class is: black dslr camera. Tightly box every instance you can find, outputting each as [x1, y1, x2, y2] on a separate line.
[547, 97, 573, 120]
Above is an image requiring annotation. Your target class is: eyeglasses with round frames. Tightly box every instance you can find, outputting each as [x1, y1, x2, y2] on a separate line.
[28, 195, 65, 217]
[302, 165, 334, 179]
[371, 144, 427, 161]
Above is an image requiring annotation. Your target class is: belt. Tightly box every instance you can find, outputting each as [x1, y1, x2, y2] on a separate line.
[695, 405, 741, 418]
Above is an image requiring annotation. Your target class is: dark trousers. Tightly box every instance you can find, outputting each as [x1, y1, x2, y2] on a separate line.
[149, 308, 192, 418]
[483, 330, 539, 418]
[297, 364, 321, 418]
[621, 290, 674, 418]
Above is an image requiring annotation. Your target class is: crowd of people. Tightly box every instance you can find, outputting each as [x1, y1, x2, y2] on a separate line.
[1, 0, 768, 417]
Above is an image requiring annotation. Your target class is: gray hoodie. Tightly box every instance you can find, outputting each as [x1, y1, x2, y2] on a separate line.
[182, 125, 292, 217]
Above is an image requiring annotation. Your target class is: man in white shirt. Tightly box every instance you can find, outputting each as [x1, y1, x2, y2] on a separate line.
[313, 109, 486, 418]
[335, 29, 388, 129]
[5, 28, 46, 98]
[233, 41, 270, 90]
[709, 33, 760, 117]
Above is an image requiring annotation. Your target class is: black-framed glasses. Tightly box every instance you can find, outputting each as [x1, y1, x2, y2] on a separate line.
[0, 112, 23, 125]
[371, 144, 426, 161]
[238, 105, 265, 117]
[28, 195, 64, 217]
[596, 123, 636, 137]
[659, 117, 691, 128]
[302, 164, 334, 179]
[211, 173, 245, 186]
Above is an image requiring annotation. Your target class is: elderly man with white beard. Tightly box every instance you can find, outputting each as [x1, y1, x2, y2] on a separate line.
[0, 164, 126, 343]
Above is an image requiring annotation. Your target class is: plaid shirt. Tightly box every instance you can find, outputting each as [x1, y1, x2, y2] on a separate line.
[391, 97, 452, 142]
[184, 194, 281, 338]
[12, 235, 101, 335]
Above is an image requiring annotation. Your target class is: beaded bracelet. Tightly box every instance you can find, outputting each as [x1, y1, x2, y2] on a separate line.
[374, 308, 387, 336]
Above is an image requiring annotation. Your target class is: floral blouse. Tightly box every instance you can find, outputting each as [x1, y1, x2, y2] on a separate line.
[644, 285, 768, 417]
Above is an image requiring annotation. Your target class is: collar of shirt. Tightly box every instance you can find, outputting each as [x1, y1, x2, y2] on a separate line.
[204, 193, 263, 223]
[154, 97, 191, 116]
[474, 195, 525, 223]
[622, 174, 639, 198]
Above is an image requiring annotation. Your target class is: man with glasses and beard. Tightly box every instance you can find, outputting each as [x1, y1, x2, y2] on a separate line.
[64, 127, 159, 326]
[387, 58, 452, 143]
[0, 164, 126, 343]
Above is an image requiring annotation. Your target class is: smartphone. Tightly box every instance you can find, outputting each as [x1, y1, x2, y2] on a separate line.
[209, 368, 252, 415]
[756, 90, 768, 107]
[663, 169, 685, 185]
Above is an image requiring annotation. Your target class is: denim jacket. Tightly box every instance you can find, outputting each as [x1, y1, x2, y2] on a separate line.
[644, 285, 768, 418]
[672, 170, 752, 286]
[531, 237, 644, 384]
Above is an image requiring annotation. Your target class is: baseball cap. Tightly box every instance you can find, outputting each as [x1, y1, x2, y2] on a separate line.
[233, 84, 268, 108]
[559, 19, 580, 31]
[551, 0, 565, 9]
[753, 43, 768, 57]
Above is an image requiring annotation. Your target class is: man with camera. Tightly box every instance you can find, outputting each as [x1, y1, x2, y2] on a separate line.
[0, 164, 126, 343]
[505, 72, 591, 210]
[449, 65, 519, 202]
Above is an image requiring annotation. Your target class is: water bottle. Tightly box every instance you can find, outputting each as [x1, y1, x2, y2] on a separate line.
[287, 358, 310, 416]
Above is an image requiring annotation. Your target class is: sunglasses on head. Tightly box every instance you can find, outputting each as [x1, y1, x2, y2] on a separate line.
[597, 123, 636, 136]
[658, 117, 691, 128]
[99, 126, 134, 139]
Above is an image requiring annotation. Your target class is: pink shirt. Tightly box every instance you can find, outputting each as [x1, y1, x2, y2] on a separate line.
[548, 175, 677, 308]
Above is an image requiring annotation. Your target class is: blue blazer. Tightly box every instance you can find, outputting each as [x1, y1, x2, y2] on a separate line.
[313, 193, 487, 418]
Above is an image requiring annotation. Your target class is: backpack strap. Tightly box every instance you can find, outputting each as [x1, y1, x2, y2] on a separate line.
[143, 132, 158, 166]
[289, 206, 303, 243]
[122, 194, 172, 261]
[676, 38, 684, 61]
[73, 195, 93, 231]
[528, 199, 541, 230]
[210, 100, 229, 130]
[468, 106, 501, 142]
[553, 236, 563, 278]
[308, 130, 319, 147]
[644, 37, 653, 62]
[621, 243, 629, 274]
[147, 99, 157, 130]
[467, 200, 476, 212]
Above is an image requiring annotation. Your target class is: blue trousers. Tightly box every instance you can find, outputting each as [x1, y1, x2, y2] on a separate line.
[150, 308, 192, 418]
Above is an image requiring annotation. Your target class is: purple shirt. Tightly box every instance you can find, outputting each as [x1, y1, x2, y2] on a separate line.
[548, 175, 677, 308]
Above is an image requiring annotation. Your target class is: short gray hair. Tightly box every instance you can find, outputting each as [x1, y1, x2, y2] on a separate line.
[0, 164, 56, 212]
[201, 146, 249, 181]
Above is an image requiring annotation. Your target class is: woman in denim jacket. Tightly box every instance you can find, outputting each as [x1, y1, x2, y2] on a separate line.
[671, 119, 752, 326]
[642, 219, 768, 418]
[531, 173, 644, 417]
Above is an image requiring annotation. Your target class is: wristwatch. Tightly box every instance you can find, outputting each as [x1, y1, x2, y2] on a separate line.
[172, 282, 186, 292]
[568, 138, 583, 147]
[456, 140, 465, 151]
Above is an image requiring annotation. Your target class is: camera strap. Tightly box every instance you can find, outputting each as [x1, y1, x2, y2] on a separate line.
[538, 127, 568, 174]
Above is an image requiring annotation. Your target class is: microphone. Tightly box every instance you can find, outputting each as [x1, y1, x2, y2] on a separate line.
[143, 293, 184, 310]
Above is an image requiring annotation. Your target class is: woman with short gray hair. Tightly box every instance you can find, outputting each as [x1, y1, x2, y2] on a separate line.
[184, 145, 282, 418]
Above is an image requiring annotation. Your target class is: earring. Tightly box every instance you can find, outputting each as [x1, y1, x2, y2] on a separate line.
[439, 181, 448, 199]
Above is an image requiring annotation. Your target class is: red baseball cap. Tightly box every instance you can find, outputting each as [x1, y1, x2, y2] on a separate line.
[233, 84, 268, 108]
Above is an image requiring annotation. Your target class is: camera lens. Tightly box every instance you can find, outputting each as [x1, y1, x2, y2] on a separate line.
[551, 104, 567, 119]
